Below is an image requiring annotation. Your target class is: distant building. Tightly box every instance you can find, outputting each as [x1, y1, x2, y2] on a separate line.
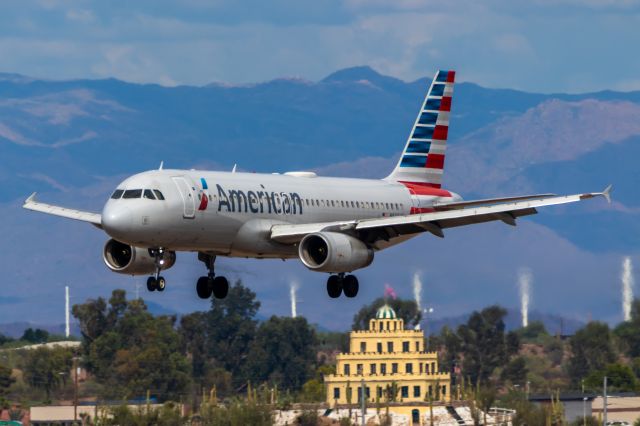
[324, 304, 451, 415]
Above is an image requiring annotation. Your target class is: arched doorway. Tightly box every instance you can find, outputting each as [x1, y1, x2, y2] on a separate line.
[411, 409, 420, 424]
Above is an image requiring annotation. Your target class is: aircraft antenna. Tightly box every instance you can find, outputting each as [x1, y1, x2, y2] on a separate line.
[158, 161, 164, 170]
[232, 164, 237, 173]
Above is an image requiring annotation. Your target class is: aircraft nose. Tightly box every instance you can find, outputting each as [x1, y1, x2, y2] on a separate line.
[101, 204, 133, 237]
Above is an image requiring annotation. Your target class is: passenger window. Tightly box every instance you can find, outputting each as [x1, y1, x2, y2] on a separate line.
[111, 189, 124, 199]
[385, 203, 389, 209]
[351, 201, 355, 208]
[356, 201, 360, 208]
[153, 190, 165, 200]
[122, 189, 142, 199]
[305, 199, 309, 206]
[341, 201, 345, 207]
[143, 189, 156, 200]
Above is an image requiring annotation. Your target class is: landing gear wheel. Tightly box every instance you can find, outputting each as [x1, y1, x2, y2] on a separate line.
[156, 277, 166, 292]
[147, 277, 157, 292]
[212, 276, 229, 299]
[327, 275, 342, 298]
[196, 276, 212, 299]
[343, 275, 359, 298]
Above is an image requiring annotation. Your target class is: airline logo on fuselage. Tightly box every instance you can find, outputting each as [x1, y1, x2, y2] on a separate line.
[216, 184, 303, 215]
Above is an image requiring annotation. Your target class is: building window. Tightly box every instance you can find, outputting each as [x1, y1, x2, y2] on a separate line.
[379, 322, 383, 331]
[370, 364, 377, 375]
[344, 364, 350, 375]
[347, 387, 352, 401]
[360, 342, 366, 353]
[415, 341, 420, 352]
[431, 362, 436, 373]
[414, 386, 421, 398]
[428, 386, 433, 398]
[381, 363, 387, 375]
[406, 363, 413, 374]
[357, 364, 363, 375]
[377, 342, 382, 353]
[392, 363, 398, 374]
[401, 386, 409, 398]
[442, 386, 447, 397]
[377, 386, 383, 398]
[402, 341, 409, 352]
[420, 363, 423, 374]
[387, 341, 394, 353]
[334, 387, 340, 399]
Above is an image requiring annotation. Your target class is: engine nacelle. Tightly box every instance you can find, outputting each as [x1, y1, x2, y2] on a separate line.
[103, 239, 176, 275]
[298, 232, 374, 273]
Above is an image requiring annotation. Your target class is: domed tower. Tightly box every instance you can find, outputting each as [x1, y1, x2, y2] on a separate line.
[324, 302, 451, 414]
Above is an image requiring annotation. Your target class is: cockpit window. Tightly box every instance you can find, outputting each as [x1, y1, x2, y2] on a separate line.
[111, 189, 124, 199]
[153, 190, 165, 200]
[143, 189, 156, 200]
[122, 189, 143, 199]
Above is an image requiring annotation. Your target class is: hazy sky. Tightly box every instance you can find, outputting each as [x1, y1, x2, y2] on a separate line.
[1, 0, 639, 92]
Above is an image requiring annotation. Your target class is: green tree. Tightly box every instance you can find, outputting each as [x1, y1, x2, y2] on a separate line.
[351, 297, 421, 330]
[584, 363, 638, 392]
[245, 316, 318, 390]
[516, 321, 548, 342]
[20, 328, 49, 344]
[567, 322, 616, 384]
[457, 305, 514, 384]
[0, 333, 14, 346]
[0, 364, 15, 396]
[440, 326, 461, 377]
[22, 346, 72, 400]
[501, 356, 528, 385]
[73, 290, 190, 400]
[614, 299, 640, 357]
[180, 280, 260, 390]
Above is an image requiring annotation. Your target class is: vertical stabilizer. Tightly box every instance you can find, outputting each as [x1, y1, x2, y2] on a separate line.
[385, 70, 455, 188]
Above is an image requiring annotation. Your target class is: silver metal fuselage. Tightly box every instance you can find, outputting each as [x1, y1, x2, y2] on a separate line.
[101, 169, 459, 258]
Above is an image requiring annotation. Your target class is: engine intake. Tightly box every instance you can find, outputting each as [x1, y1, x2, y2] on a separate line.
[103, 239, 176, 275]
[298, 232, 373, 273]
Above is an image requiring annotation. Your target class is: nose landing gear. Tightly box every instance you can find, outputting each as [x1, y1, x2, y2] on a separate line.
[326, 273, 359, 298]
[196, 253, 229, 299]
[147, 248, 166, 292]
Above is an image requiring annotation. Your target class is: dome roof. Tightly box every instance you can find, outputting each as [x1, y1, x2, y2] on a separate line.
[376, 304, 397, 319]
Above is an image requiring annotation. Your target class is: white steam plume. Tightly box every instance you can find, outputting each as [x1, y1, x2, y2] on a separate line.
[290, 281, 298, 318]
[622, 256, 634, 322]
[413, 271, 423, 313]
[518, 268, 532, 328]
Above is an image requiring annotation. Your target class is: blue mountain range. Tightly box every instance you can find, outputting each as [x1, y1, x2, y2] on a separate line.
[0, 66, 637, 330]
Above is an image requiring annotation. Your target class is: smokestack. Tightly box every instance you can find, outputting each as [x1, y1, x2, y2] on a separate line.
[65, 286, 70, 338]
[413, 271, 423, 313]
[622, 256, 634, 322]
[290, 281, 298, 318]
[518, 268, 532, 328]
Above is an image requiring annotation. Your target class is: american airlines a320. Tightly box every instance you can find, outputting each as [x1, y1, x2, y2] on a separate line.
[0, 2, 637, 426]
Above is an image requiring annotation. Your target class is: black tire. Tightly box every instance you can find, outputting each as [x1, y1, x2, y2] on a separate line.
[327, 275, 342, 298]
[213, 276, 229, 299]
[146, 277, 157, 292]
[196, 276, 212, 299]
[157, 277, 166, 292]
[343, 275, 359, 298]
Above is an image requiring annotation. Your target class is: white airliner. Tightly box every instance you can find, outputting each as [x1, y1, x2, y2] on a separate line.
[24, 70, 611, 300]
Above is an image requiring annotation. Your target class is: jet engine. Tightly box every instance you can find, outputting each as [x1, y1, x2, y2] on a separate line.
[103, 239, 176, 275]
[298, 232, 373, 273]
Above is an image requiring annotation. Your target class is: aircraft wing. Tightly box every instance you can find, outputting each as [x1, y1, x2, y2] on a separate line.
[23, 193, 103, 228]
[270, 186, 611, 244]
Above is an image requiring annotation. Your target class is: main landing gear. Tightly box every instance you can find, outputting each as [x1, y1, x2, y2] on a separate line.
[147, 248, 166, 292]
[327, 273, 359, 298]
[196, 253, 229, 299]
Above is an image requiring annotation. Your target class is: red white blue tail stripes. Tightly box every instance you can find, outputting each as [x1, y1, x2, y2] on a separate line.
[385, 70, 455, 189]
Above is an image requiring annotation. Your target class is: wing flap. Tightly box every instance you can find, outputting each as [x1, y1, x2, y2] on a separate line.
[23, 193, 102, 228]
[270, 188, 610, 244]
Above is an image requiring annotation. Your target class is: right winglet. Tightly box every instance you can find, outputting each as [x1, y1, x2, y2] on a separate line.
[24, 192, 37, 206]
[602, 184, 612, 204]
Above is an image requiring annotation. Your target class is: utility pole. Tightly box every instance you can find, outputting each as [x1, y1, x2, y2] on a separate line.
[603, 376, 608, 426]
[361, 378, 366, 426]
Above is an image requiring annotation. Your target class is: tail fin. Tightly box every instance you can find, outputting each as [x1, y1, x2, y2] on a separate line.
[385, 70, 455, 188]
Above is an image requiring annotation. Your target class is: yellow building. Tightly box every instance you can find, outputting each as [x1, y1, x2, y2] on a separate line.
[325, 304, 451, 406]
